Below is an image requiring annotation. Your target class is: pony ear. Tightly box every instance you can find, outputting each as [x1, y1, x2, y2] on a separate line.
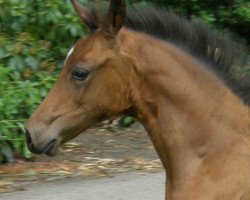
[71, 0, 98, 31]
[102, 0, 126, 36]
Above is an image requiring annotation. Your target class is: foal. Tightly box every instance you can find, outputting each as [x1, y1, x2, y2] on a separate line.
[26, 0, 250, 199]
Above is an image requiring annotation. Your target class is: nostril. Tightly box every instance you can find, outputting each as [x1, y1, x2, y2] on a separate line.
[25, 129, 43, 154]
[25, 128, 32, 145]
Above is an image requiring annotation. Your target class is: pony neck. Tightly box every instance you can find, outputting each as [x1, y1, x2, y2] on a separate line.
[120, 28, 249, 184]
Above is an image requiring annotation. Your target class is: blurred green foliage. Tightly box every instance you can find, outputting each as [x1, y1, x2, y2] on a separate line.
[0, 0, 87, 74]
[0, 65, 56, 163]
[120, 116, 135, 128]
[0, 0, 249, 163]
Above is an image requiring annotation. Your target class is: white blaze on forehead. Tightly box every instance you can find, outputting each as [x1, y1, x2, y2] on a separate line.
[65, 46, 74, 63]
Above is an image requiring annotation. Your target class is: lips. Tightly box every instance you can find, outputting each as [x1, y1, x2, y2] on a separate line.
[43, 139, 58, 156]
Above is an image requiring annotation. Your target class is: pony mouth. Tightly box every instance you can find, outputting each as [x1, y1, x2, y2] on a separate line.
[43, 139, 59, 157]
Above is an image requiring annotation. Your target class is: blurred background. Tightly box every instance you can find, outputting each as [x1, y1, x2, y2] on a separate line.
[0, 0, 249, 191]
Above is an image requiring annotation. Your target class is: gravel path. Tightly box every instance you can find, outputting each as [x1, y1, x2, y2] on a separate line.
[0, 172, 165, 200]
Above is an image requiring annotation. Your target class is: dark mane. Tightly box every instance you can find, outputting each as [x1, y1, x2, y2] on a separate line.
[126, 6, 241, 70]
[91, 3, 250, 104]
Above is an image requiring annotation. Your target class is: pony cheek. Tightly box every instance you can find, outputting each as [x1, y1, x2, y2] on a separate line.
[58, 105, 106, 140]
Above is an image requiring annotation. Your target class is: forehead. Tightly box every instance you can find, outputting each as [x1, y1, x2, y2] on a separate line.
[75, 31, 108, 50]
[65, 31, 114, 67]
[64, 34, 95, 65]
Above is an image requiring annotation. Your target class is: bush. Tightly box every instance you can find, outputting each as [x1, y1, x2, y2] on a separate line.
[0, 0, 87, 74]
[0, 65, 56, 163]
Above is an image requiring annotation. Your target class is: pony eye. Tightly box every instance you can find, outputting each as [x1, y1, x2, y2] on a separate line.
[72, 69, 90, 81]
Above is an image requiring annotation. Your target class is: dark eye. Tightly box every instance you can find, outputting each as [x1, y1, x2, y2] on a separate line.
[72, 69, 90, 81]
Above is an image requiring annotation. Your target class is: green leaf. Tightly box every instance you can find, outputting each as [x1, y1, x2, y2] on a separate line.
[23, 145, 32, 159]
[121, 116, 135, 127]
[25, 56, 39, 70]
[8, 56, 25, 70]
[0, 141, 14, 163]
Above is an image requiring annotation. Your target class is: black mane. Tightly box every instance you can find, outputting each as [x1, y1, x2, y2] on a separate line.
[126, 6, 241, 71]
[91, 3, 250, 104]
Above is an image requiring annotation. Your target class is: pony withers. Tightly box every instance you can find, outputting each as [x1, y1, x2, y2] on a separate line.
[26, 0, 250, 199]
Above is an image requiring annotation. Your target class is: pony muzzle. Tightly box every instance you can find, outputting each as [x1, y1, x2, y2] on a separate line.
[25, 129, 58, 156]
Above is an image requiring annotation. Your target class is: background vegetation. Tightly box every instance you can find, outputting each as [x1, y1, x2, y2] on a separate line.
[0, 0, 249, 163]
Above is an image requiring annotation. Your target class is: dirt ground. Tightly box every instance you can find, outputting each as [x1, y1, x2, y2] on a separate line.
[0, 122, 163, 193]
